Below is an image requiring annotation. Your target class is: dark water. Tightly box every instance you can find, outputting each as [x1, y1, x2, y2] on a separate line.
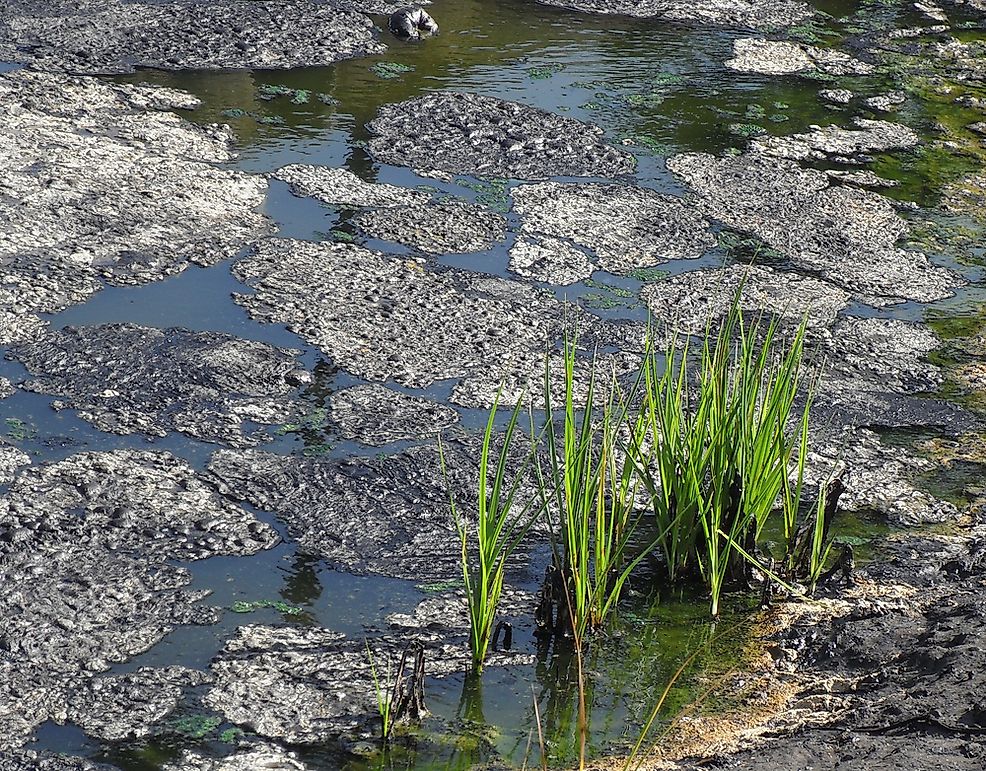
[12, 0, 986, 767]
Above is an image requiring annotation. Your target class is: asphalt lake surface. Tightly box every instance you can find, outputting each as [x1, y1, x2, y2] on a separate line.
[4, 0, 986, 767]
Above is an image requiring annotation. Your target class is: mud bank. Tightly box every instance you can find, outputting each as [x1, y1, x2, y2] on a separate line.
[683, 522, 986, 769]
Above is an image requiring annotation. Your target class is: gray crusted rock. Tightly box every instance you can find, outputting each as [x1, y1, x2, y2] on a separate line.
[205, 625, 490, 744]
[353, 201, 506, 254]
[0, 751, 115, 770]
[0, 70, 272, 342]
[1, 449, 278, 565]
[0, 379, 14, 400]
[164, 746, 309, 771]
[367, 91, 635, 180]
[751, 119, 921, 162]
[862, 91, 907, 111]
[726, 38, 873, 76]
[0, 552, 209, 749]
[666, 152, 958, 304]
[529, 0, 812, 29]
[811, 317, 958, 430]
[822, 317, 942, 396]
[511, 182, 714, 274]
[508, 236, 595, 285]
[808, 427, 958, 525]
[66, 666, 210, 741]
[819, 88, 854, 105]
[329, 384, 459, 446]
[0, 450, 277, 749]
[0, 447, 30, 486]
[943, 172, 986, 221]
[17, 452, 252, 548]
[0, 0, 384, 74]
[232, 239, 595, 408]
[640, 265, 850, 335]
[273, 165, 431, 209]
[207, 436, 520, 582]
[205, 623, 529, 745]
[386, 587, 535, 635]
[825, 169, 899, 188]
[10, 324, 308, 447]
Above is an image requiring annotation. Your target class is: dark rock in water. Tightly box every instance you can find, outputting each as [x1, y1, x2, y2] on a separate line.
[0, 70, 273, 343]
[328, 384, 459, 446]
[806, 426, 958, 526]
[752, 119, 920, 162]
[508, 235, 595, 285]
[353, 200, 506, 254]
[726, 38, 873, 76]
[0, 450, 278, 749]
[274, 164, 431, 209]
[366, 91, 636, 180]
[10, 323, 309, 447]
[0, 0, 385, 74]
[66, 666, 210, 741]
[527, 0, 812, 29]
[388, 6, 439, 40]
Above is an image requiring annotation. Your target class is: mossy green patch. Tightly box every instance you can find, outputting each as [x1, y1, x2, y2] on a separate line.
[4, 418, 36, 443]
[231, 599, 305, 615]
[526, 63, 565, 79]
[370, 61, 416, 80]
[170, 715, 221, 739]
[727, 122, 767, 138]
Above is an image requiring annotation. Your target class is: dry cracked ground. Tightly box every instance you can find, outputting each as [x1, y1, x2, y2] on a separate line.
[0, 0, 985, 769]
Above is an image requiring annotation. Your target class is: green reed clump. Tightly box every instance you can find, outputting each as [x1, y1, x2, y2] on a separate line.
[635, 296, 815, 617]
[441, 389, 540, 673]
[536, 338, 652, 639]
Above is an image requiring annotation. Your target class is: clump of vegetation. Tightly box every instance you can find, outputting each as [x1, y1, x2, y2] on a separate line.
[536, 339, 653, 638]
[527, 63, 565, 79]
[727, 122, 767, 138]
[634, 298, 828, 616]
[441, 390, 541, 672]
[230, 599, 304, 615]
[370, 61, 415, 80]
[448, 280, 840, 655]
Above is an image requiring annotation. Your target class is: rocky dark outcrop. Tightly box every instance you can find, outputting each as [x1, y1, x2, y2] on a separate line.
[694, 524, 986, 769]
